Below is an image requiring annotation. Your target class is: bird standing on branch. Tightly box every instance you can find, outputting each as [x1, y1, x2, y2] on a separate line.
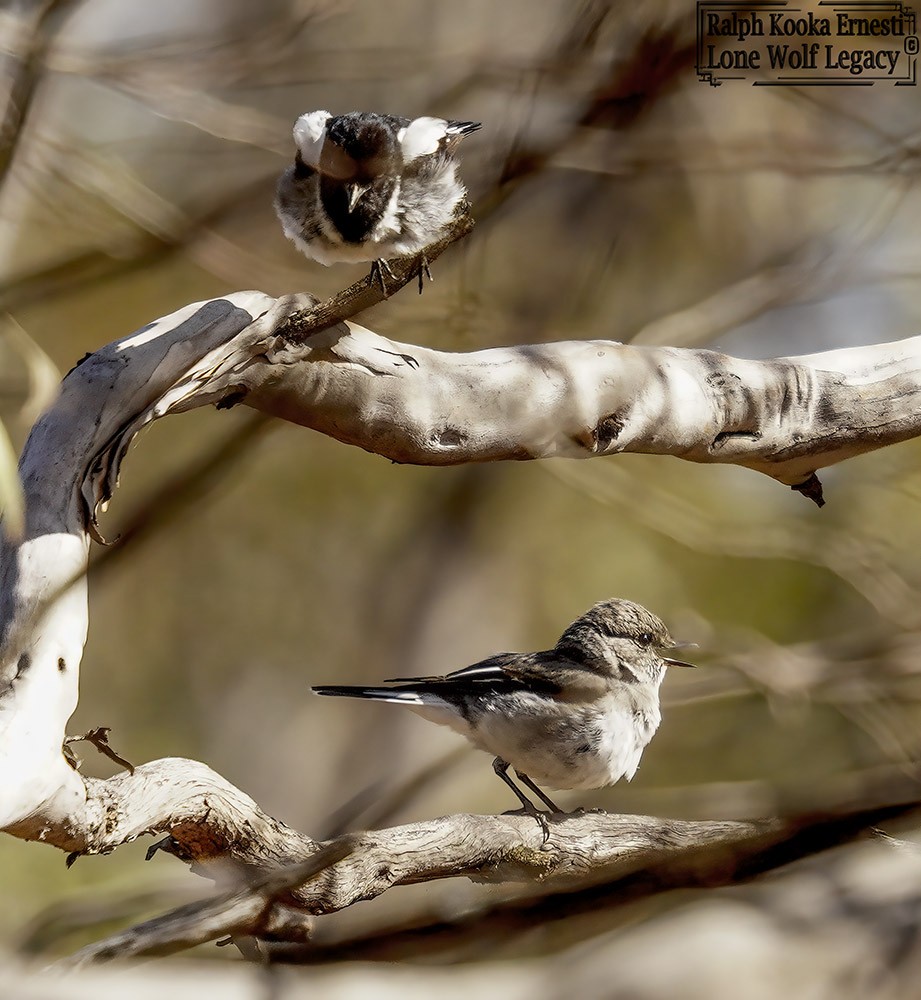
[313, 598, 694, 821]
[275, 110, 481, 293]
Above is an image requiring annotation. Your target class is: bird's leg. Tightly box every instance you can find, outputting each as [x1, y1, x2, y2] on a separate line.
[514, 770, 563, 813]
[493, 757, 551, 845]
[416, 251, 433, 294]
[493, 757, 538, 810]
[369, 258, 396, 296]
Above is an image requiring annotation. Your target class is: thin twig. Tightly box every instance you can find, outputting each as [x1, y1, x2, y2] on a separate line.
[64, 726, 135, 774]
[276, 211, 476, 344]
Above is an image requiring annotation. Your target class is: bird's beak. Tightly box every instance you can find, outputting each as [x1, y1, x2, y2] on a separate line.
[346, 182, 369, 212]
[660, 639, 697, 668]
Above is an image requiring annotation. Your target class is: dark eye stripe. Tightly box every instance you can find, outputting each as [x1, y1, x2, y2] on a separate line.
[599, 622, 656, 646]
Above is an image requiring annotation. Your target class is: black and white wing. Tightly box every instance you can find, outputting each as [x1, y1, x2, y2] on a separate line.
[397, 116, 482, 162]
[291, 110, 331, 170]
[386, 650, 560, 696]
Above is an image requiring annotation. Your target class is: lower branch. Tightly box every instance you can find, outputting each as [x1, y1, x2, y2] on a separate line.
[15, 827, 921, 997]
[297, 800, 921, 966]
[61, 799, 767, 965]
[61, 779, 921, 966]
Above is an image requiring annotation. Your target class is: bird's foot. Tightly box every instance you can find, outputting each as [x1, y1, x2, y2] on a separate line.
[493, 758, 555, 847]
[370, 258, 396, 296]
[416, 252, 433, 294]
[502, 804, 552, 847]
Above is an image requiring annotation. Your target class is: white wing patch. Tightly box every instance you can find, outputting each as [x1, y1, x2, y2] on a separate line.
[292, 110, 331, 167]
[449, 664, 507, 681]
[373, 691, 425, 705]
[399, 116, 449, 161]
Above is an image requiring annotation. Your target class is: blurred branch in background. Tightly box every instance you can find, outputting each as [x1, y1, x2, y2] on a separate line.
[0, 0, 81, 187]
[548, 461, 921, 628]
[0, 314, 59, 537]
[0, 414, 22, 538]
[86, 411, 274, 583]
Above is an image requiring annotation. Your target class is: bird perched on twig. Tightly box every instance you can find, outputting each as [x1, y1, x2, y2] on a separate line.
[313, 598, 693, 824]
[275, 110, 481, 293]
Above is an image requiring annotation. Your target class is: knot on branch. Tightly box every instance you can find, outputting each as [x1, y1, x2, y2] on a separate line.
[791, 473, 826, 507]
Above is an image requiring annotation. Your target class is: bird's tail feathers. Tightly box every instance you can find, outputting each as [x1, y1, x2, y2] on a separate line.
[312, 685, 425, 705]
[447, 120, 482, 136]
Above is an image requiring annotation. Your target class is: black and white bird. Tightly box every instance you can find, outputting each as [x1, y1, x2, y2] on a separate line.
[275, 110, 481, 292]
[313, 598, 693, 816]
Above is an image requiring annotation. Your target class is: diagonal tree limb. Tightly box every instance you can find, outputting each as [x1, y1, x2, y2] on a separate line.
[60, 791, 921, 967]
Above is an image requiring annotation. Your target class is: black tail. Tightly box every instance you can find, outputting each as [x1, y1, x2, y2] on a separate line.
[312, 685, 424, 704]
[447, 120, 482, 137]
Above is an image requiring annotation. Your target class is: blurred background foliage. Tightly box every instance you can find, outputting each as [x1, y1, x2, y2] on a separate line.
[2, 0, 921, 973]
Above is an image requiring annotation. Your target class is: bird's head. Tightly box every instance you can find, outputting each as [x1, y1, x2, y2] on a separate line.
[555, 598, 694, 685]
[319, 112, 402, 214]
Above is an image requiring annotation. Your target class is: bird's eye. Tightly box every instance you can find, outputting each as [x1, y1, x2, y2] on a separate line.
[638, 632, 653, 646]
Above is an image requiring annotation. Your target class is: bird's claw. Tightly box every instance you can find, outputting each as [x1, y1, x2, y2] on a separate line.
[370, 254, 432, 296]
[502, 805, 553, 848]
[417, 253, 433, 294]
[370, 258, 397, 296]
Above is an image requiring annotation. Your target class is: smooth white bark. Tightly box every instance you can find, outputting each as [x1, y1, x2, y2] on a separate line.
[0, 292, 283, 829]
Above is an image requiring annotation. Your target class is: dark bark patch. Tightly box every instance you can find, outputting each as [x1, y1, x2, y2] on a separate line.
[596, 412, 625, 449]
[712, 429, 762, 448]
[216, 389, 248, 410]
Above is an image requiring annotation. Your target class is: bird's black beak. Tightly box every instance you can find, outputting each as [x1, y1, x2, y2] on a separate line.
[660, 639, 697, 668]
[346, 182, 369, 213]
